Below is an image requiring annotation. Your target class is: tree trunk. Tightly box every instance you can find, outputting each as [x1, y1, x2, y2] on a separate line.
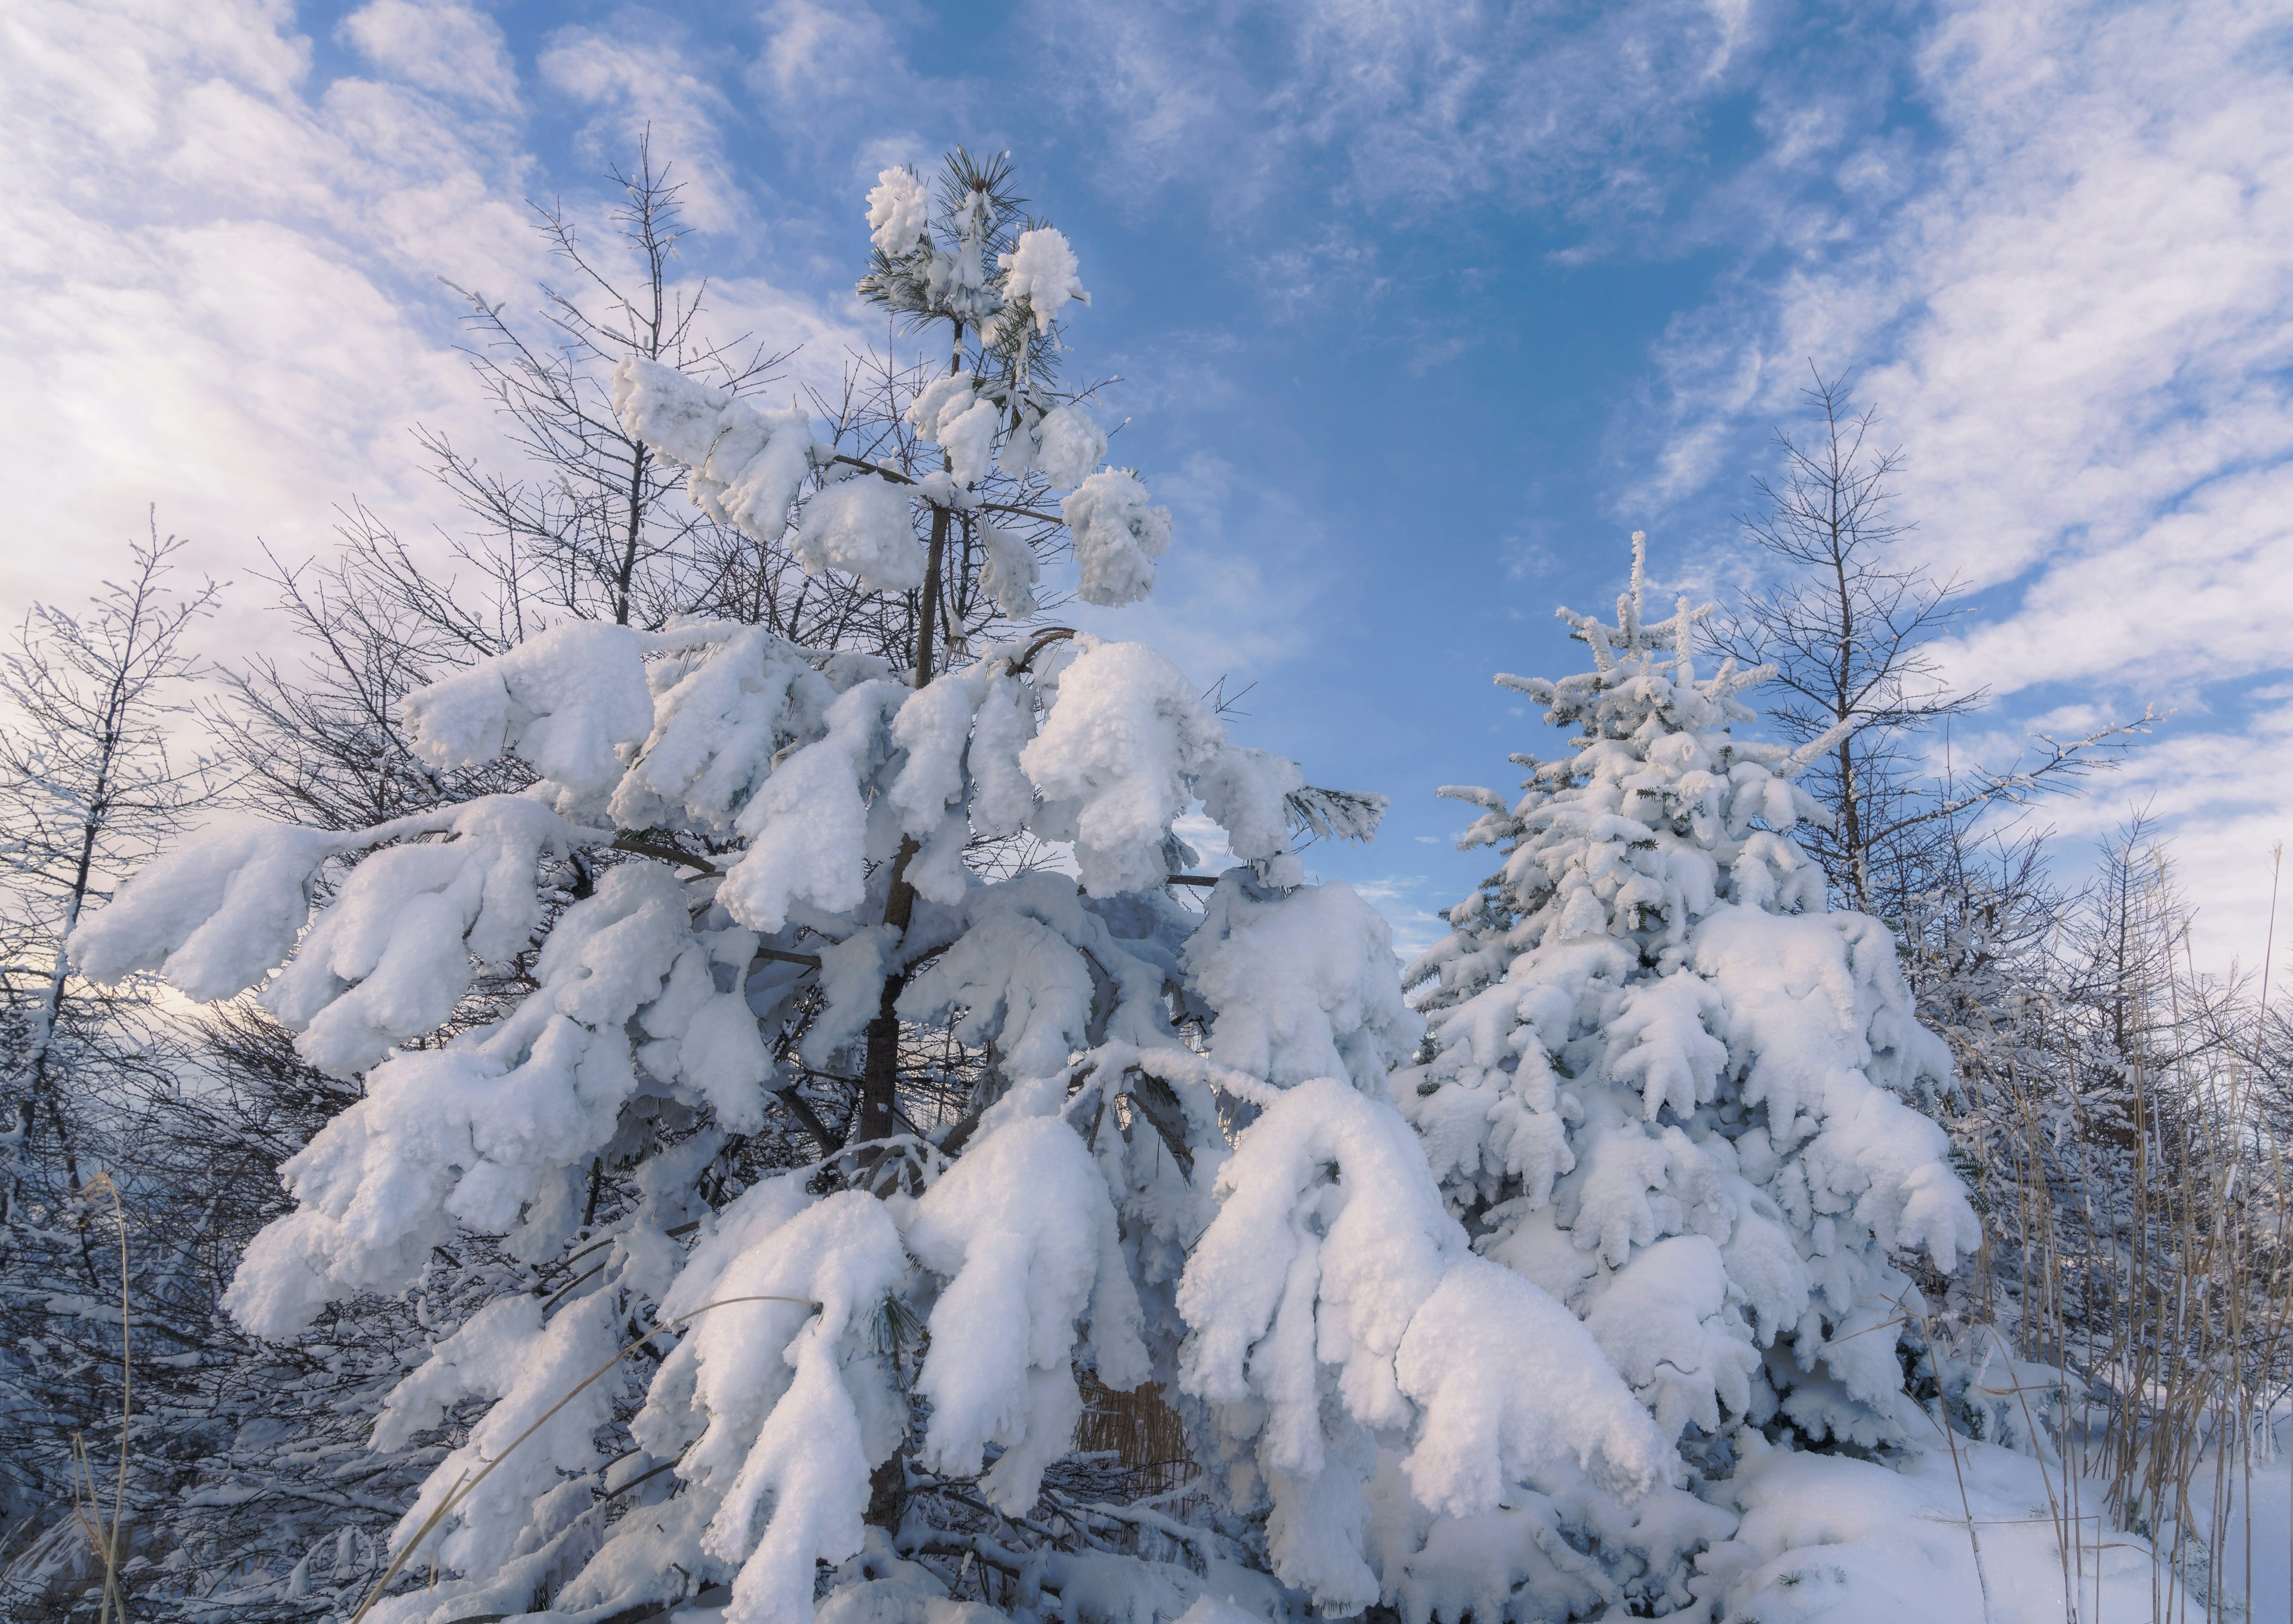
[856, 501, 950, 1155]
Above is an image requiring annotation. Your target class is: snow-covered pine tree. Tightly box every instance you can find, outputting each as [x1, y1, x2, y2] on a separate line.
[65, 154, 1674, 1624]
[1397, 535, 1985, 1611]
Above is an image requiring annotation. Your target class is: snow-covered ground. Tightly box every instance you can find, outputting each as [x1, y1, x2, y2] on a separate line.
[1701, 1416, 2292, 1624]
[2206, 1413, 2293, 1624]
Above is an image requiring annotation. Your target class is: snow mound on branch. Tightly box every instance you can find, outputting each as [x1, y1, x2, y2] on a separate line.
[644, 1183, 912, 1624]
[607, 354, 730, 465]
[261, 796, 579, 1076]
[404, 621, 652, 796]
[904, 373, 999, 488]
[906, 372, 975, 442]
[998, 226, 1088, 334]
[1693, 904, 1981, 1273]
[720, 678, 906, 931]
[1023, 402, 1106, 490]
[1179, 1077, 1668, 1611]
[978, 522, 1040, 618]
[887, 666, 988, 838]
[73, 796, 592, 1068]
[1580, 1234, 1759, 1438]
[68, 819, 341, 1001]
[937, 399, 1001, 489]
[795, 474, 925, 593]
[225, 864, 734, 1333]
[1180, 878, 1419, 1094]
[610, 357, 820, 546]
[385, 1293, 623, 1580]
[966, 671, 1036, 836]
[906, 1116, 1149, 1513]
[611, 626, 834, 835]
[1022, 638, 1224, 894]
[866, 167, 930, 255]
[699, 404, 817, 540]
[1061, 470, 1170, 607]
[897, 872, 1177, 1080]
[1194, 746, 1303, 865]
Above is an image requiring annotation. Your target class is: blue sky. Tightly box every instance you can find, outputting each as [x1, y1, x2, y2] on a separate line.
[6, 0, 2292, 966]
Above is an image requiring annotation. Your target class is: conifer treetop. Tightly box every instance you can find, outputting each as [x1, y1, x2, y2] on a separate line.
[1399, 532, 1981, 1540]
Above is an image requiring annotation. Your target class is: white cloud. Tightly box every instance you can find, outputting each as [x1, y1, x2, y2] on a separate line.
[1027, 0, 1763, 223]
[2020, 699, 2293, 981]
[537, 24, 741, 228]
[340, 0, 520, 112]
[752, 0, 896, 113]
[0, 0, 853, 672]
[0, 1, 534, 651]
[1637, 0, 2293, 972]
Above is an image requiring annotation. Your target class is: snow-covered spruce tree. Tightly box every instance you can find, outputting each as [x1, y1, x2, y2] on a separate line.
[67, 155, 1673, 1624]
[1398, 537, 1984, 1610]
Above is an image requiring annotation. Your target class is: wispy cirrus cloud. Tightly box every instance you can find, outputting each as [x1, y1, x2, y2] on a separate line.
[1633, 0, 2293, 966]
[1025, 0, 1766, 222]
[339, 0, 519, 113]
[0, 0, 851, 665]
[0, 0, 534, 640]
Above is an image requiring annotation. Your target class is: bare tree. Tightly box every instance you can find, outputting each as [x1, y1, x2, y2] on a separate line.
[422, 137, 792, 630]
[0, 523, 215, 1232]
[1704, 367, 2146, 916]
[0, 523, 217, 1600]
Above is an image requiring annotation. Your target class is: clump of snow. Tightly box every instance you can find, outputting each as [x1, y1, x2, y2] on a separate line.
[965, 672, 1036, 836]
[223, 862, 746, 1333]
[906, 372, 976, 442]
[656, 1185, 912, 1624]
[1178, 1076, 1670, 1613]
[997, 226, 1089, 334]
[261, 795, 580, 1076]
[866, 167, 931, 256]
[404, 621, 653, 796]
[1028, 402, 1106, 489]
[721, 678, 905, 931]
[906, 1116, 1149, 1512]
[388, 1294, 623, 1580]
[609, 358, 820, 546]
[898, 873, 1178, 1081]
[1021, 638, 1224, 894]
[608, 354, 733, 466]
[1180, 879, 1419, 1094]
[938, 399, 1001, 488]
[795, 475, 926, 594]
[887, 667, 986, 838]
[697, 404, 818, 540]
[68, 819, 343, 1001]
[610, 626, 833, 834]
[977, 523, 1040, 618]
[904, 372, 1001, 488]
[1061, 471, 1172, 607]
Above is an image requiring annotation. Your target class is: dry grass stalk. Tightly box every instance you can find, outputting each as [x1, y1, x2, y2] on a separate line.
[1074, 1374, 1197, 1506]
[1942, 839, 2293, 1623]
